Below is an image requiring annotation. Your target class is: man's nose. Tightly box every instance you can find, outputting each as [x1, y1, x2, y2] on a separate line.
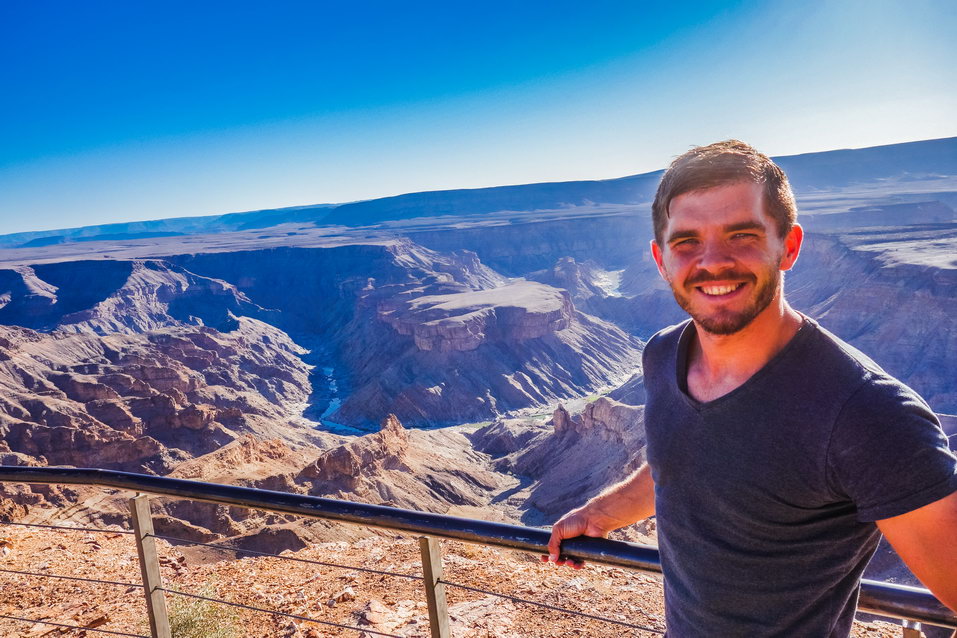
[697, 240, 736, 271]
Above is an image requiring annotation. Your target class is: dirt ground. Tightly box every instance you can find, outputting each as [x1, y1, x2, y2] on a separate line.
[0, 520, 914, 637]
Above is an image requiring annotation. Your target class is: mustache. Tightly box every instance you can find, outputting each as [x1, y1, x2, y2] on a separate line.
[684, 270, 756, 287]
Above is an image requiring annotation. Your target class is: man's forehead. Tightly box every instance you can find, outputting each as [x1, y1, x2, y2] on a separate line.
[669, 180, 763, 207]
[666, 182, 769, 224]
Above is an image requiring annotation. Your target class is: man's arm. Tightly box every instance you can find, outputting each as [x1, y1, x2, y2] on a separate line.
[543, 463, 656, 569]
[877, 489, 957, 612]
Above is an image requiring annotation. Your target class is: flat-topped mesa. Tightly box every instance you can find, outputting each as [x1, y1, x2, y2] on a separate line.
[379, 281, 573, 352]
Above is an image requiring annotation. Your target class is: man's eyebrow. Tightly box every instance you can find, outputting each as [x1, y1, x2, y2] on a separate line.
[666, 229, 699, 244]
[666, 221, 768, 244]
[724, 221, 766, 233]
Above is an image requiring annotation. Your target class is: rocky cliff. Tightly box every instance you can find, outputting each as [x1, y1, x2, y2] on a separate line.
[0, 239, 647, 429]
[0, 260, 262, 334]
[0, 317, 327, 474]
[471, 397, 648, 532]
[378, 282, 573, 352]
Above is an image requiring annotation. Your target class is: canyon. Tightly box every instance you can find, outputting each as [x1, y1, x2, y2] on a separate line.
[0, 138, 954, 630]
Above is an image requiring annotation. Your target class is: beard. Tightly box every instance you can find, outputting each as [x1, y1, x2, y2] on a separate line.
[669, 267, 781, 336]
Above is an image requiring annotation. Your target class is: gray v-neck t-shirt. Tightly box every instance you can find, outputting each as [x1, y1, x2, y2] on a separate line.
[643, 317, 957, 637]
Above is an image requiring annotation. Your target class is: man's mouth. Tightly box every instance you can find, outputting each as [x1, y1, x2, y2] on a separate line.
[697, 282, 745, 296]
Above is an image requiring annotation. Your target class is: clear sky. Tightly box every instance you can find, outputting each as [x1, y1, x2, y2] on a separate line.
[1, 0, 954, 235]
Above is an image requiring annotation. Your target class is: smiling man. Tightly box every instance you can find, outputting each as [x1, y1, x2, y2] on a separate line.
[544, 140, 957, 636]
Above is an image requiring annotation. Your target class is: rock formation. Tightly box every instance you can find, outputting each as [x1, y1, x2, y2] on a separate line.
[378, 281, 573, 352]
[0, 259, 263, 334]
[0, 317, 326, 474]
[471, 397, 648, 529]
[296, 414, 515, 514]
[299, 414, 410, 490]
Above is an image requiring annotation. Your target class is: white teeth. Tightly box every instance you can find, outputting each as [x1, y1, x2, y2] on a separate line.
[700, 283, 742, 296]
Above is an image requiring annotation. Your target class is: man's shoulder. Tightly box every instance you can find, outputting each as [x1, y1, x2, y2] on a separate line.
[805, 320, 886, 378]
[642, 320, 690, 377]
[804, 319, 937, 429]
[790, 319, 895, 393]
[819, 319, 953, 521]
[645, 320, 690, 357]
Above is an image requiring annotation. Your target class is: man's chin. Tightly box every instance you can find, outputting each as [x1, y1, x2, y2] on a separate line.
[693, 313, 756, 336]
[673, 296, 759, 336]
[673, 273, 780, 336]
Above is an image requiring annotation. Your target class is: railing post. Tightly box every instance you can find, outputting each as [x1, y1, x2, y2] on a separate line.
[419, 536, 451, 638]
[129, 494, 172, 638]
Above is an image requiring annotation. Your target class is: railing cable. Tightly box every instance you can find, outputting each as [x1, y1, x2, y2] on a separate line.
[0, 520, 133, 534]
[439, 579, 665, 634]
[0, 613, 147, 637]
[0, 566, 141, 589]
[148, 532, 422, 581]
[159, 586, 405, 637]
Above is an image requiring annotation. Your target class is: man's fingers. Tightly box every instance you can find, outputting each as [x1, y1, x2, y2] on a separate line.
[557, 554, 584, 568]
[543, 554, 586, 569]
[545, 513, 592, 567]
[546, 526, 563, 562]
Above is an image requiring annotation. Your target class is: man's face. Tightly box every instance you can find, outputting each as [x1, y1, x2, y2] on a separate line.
[650, 181, 802, 335]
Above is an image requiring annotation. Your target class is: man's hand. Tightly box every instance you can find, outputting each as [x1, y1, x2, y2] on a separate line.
[541, 463, 656, 569]
[542, 506, 616, 569]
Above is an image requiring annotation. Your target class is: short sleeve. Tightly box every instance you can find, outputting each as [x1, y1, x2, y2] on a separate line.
[826, 374, 957, 522]
[641, 332, 659, 376]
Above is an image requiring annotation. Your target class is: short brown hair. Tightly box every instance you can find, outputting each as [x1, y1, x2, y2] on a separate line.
[651, 140, 797, 245]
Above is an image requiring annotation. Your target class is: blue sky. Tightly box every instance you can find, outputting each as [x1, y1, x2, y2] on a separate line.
[1, 0, 955, 235]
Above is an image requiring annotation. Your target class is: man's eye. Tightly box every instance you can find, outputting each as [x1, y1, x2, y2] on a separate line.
[673, 238, 699, 247]
[732, 233, 757, 240]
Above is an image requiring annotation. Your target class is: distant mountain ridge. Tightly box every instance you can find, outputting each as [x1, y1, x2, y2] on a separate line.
[0, 203, 337, 248]
[2, 136, 954, 247]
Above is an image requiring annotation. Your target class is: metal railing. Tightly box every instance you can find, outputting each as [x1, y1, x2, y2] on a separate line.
[0, 466, 954, 637]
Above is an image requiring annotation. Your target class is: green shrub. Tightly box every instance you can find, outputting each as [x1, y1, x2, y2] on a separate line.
[168, 590, 240, 638]
[141, 584, 241, 638]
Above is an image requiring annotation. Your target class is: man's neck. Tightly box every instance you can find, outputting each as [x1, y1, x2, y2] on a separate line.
[686, 297, 804, 403]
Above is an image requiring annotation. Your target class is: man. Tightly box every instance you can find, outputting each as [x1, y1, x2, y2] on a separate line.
[544, 140, 957, 636]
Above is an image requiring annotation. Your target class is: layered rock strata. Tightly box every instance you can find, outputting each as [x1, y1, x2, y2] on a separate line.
[171, 240, 643, 428]
[0, 317, 322, 473]
[378, 281, 573, 352]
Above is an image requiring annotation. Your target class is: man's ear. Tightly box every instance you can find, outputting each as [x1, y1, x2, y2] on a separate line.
[779, 223, 803, 271]
[650, 239, 669, 281]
